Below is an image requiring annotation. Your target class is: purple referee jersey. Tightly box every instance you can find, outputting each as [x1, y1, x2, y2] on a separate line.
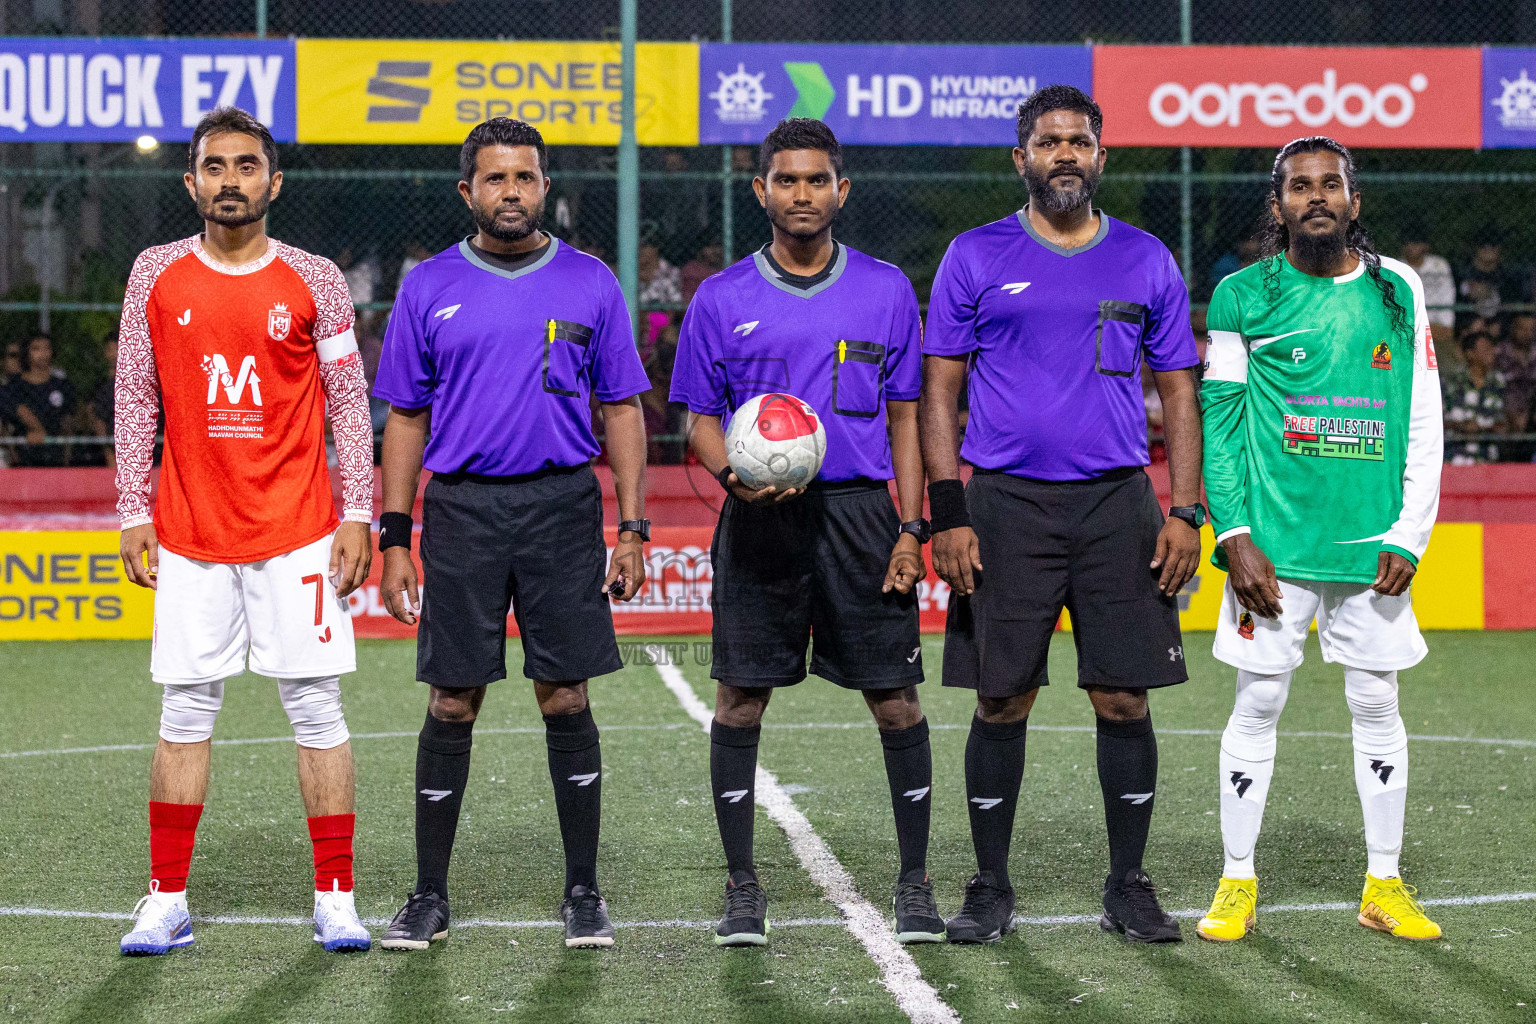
[374, 237, 650, 476]
[925, 209, 1198, 480]
[669, 243, 922, 482]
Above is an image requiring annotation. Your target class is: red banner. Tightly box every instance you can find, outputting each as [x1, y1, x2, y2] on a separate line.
[1093, 46, 1482, 148]
[349, 525, 957, 639]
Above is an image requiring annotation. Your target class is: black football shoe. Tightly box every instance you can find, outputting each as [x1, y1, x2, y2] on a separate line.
[714, 870, 769, 947]
[893, 874, 946, 944]
[945, 872, 1016, 944]
[380, 890, 450, 951]
[561, 885, 616, 948]
[1100, 868, 1183, 943]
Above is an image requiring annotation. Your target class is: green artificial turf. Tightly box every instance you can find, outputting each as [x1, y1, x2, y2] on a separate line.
[1, 632, 1533, 1023]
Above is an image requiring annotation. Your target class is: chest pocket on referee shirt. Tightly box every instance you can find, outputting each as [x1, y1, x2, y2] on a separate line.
[543, 319, 593, 397]
[1096, 300, 1148, 377]
[832, 340, 886, 418]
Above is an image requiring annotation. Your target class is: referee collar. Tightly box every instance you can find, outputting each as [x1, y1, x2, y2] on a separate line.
[752, 240, 848, 298]
[458, 235, 561, 281]
[1015, 206, 1110, 258]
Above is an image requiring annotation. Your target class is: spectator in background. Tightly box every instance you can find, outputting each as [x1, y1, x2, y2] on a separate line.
[1400, 223, 1456, 365]
[398, 241, 432, 290]
[87, 330, 119, 469]
[1209, 236, 1261, 289]
[1459, 239, 1516, 328]
[681, 243, 724, 305]
[1444, 327, 1507, 465]
[0, 340, 21, 465]
[339, 245, 381, 337]
[637, 241, 682, 307]
[9, 333, 76, 466]
[1498, 312, 1536, 435]
[640, 321, 685, 463]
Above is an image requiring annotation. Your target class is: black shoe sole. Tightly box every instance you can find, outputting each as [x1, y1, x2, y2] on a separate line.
[1099, 913, 1183, 943]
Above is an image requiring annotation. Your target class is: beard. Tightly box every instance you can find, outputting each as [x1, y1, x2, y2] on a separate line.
[1287, 209, 1350, 269]
[198, 187, 272, 228]
[473, 196, 543, 243]
[1024, 163, 1100, 215]
[767, 200, 839, 242]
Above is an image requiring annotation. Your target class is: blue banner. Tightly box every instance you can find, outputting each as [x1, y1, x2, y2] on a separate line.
[1484, 48, 1536, 149]
[0, 38, 295, 143]
[700, 43, 1092, 147]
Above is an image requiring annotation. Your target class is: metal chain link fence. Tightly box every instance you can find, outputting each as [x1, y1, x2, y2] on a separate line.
[3, 0, 1535, 465]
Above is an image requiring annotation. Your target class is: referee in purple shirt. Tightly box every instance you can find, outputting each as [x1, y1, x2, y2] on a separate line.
[371, 119, 651, 951]
[919, 86, 1205, 944]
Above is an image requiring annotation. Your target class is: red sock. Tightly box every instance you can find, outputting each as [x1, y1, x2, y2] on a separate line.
[307, 813, 355, 892]
[148, 801, 203, 894]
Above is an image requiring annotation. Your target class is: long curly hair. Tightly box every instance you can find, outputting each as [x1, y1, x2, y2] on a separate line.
[1256, 136, 1411, 342]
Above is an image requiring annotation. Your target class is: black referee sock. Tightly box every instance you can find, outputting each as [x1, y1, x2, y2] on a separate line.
[1096, 714, 1158, 881]
[545, 705, 603, 896]
[965, 715, 1028, 890]
[414, 713, 475, 899]
[879, 718, 933, 882]
[710, 720, 760, 876]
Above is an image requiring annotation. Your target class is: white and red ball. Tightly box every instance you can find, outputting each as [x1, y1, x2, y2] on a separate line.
[725, 392, 826, 491]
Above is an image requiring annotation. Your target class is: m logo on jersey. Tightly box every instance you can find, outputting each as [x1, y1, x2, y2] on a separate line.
[268, 302, 292, 342]
[201, 354, 263, 407]
[1371, 341, 1392, 370]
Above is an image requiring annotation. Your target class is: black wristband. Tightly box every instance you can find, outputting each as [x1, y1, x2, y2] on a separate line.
[378, 511, 414, 552]
[716, 465, 735, 492]
[928, 478, 971, 533]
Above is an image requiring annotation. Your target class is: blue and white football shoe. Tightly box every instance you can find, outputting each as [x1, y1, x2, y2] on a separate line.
[314, 882, 371, 952]
[119, 883, 194, 956]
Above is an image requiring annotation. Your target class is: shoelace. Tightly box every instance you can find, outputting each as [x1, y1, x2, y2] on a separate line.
[129, 880, 169, 928]
[1209, 883, 1255, 918]
[958, 879, 1007, 922]
[724, 880, 765, 920]
[568, 891, 607, 931]
[1116, 872, 1168, 919]
[895, 881, 937, 918]
[1371, 880, 1428, 922]
[392, 893, 441, 932]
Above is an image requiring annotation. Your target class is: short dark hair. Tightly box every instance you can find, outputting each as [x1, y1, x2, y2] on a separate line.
[758, 118, 842, 177]
[460, 118, 548, 183]
[188, 107, 279, 174]
[1015, 85, 1103, 147]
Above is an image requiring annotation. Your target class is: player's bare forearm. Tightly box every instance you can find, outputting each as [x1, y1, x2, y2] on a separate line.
[600, 397, 647, 523]
[381, 405, 429, 516]
[918, 354, 967, 482]
[1154, 366, 1203, 508]
[886, 400, 924, 521]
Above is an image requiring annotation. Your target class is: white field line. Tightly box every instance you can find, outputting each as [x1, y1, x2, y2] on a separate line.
[7, 891, 1535, 931]
[649, 650, 961, 1024]
[4, 720, 1532, 760]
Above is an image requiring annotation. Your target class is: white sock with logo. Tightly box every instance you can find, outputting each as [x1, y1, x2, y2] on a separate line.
[1219, 669, 1291, 879]
[1345, 666, 1408, 879]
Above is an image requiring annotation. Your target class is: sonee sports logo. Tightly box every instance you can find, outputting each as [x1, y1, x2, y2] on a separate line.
[1120, 792, 1154, 805]
[1230, 771, 1254, 798]
[903, 787, 931, 802]
[970, 796, 1003, 811]
[719, 789, 749, 804]
[1000, 282, 1031, 295]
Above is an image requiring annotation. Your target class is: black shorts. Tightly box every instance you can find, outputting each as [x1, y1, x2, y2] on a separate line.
[942, 467, 1187, 698]
[710, 480, 923, 690]
[417, 464, 622, 688]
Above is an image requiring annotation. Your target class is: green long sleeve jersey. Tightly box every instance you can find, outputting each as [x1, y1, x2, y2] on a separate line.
[1202, 253, 1443, 584]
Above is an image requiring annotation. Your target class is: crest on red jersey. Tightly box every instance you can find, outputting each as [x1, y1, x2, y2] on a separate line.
[268, 302, 292, 341]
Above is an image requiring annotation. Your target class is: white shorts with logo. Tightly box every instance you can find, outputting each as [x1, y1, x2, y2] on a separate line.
[150, 532, 357, 684]
[1211, 577, 1427, 675]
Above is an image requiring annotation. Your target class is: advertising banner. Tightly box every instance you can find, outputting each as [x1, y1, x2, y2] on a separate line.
[0, 531, 154, 640]
[0, 37, 294, 143]
[1093, 45, 1482, 149]
[699, 43, 1091, 146]
[1483, 48, 1536, 148]
[294, 39, 698, 146]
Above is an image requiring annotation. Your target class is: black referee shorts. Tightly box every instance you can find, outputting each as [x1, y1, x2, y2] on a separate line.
[943, 467, 1187, 698]
[417, 464, 622, 688]
[710, 480, 923, 690]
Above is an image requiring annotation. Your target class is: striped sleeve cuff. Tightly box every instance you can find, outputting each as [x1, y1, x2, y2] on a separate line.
[1214, 526, 1251, 544]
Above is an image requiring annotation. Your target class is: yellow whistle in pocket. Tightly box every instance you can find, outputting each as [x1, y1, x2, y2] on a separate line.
[838, 340, 846, 363]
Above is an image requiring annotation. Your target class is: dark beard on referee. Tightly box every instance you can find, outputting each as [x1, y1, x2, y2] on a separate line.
[472, 193, 544, 243]
[1023, 162, 1100, 215]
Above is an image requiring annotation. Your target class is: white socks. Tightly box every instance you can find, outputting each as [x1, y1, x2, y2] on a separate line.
[1217, 665, 1409, 880]
[1345, 667, 1408, 879]
[1218, 670, 1291, 878]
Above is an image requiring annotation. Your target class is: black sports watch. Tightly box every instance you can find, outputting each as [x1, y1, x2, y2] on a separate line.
[617, 519, 651, 542]
[1167, 503, 1208, 530]
[899, 518, 932, 544]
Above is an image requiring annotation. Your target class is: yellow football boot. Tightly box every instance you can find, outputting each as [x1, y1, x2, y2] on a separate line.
[1358, 875, 1442, 940]
[1196, 876, 1257, 942]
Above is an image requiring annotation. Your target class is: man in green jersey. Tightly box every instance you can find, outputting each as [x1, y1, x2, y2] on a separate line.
[1195, 137, 1444, 943]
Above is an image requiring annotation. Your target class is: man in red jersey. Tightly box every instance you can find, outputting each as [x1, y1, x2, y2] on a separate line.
[114, 107, 375, 955]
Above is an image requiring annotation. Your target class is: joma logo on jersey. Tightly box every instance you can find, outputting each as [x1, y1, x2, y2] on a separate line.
[268, 303, 292, 342]
[201, 354, 263, 407]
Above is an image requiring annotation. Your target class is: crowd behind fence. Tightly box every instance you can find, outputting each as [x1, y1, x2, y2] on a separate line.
[1, 0, 1534, 469]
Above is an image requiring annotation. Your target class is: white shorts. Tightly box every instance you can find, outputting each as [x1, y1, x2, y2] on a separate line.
[1211, 577, 1427, 674]
[151, 532, 357, 684]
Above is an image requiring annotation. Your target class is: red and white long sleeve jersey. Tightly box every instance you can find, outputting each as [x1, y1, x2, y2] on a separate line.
[115, 236, 375, 563]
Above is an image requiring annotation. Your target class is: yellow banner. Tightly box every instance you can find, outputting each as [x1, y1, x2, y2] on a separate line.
[295, 39, 699, 145]
[0, 532, 154, 640]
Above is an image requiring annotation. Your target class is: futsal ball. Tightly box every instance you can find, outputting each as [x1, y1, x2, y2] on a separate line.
[725, 392, 827, 492]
